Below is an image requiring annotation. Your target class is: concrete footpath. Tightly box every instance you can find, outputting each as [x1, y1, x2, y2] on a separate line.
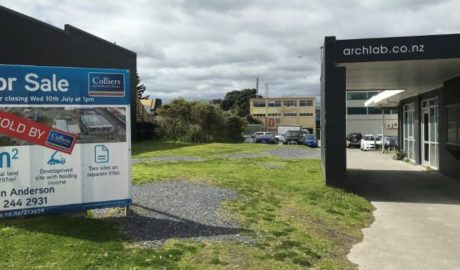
[346, 149, 460, 270]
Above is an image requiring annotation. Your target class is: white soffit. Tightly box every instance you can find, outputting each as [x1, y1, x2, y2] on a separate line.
[342, 58, 460, 99]
[365, 90, 405, 107]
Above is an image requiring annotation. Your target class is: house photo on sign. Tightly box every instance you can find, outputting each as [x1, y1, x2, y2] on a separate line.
[0, 64, 131, 218]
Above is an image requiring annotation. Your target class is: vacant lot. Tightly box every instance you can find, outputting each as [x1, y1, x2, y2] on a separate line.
[0, 142, 373, 269]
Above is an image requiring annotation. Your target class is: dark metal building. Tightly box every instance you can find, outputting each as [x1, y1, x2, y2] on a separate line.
[0, 6, 138, 139]
[321, 34, 460, 186]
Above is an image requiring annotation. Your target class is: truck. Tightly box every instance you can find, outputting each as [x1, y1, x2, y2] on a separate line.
[47, 151, 66, 165]
[284, 130, 304, 144]
[275, 125, 309, 144]
[277, 125, 301, 136]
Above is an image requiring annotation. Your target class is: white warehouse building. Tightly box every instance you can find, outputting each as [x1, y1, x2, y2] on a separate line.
[81, 114, 114, 135]
[346, 90, 399, 136]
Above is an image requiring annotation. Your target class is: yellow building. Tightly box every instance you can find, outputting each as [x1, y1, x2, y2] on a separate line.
[138, 98, 161, 122]
[249, 97, 316, 133]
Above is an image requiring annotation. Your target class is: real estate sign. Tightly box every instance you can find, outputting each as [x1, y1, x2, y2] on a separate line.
[0, 64, 131, 218]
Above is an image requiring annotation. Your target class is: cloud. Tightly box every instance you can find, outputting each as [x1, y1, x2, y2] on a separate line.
[1, 0, 459, 102]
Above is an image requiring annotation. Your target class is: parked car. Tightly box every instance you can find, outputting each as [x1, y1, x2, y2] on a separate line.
[384, 136, 399, 150]
[374, 134, 385, 148]
[284, 130, 303, 144]
[243, 134, 254, 143]
[253, 132, 275, 144]
[387, 136, 398, 146]
[346, 132, 362, 148]
[360, 134, 376, 151]
[301, 129, 310, 138]
[303, 134, 318, 148]
[374, 135, 399, 149]
[274, 134, 285, 144]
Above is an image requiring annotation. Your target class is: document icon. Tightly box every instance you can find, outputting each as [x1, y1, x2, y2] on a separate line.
[94, 145, 109, 163]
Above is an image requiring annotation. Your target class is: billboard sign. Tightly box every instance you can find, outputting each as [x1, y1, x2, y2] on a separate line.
[268, 118, 275, 128]
[0, 64, 131, 218]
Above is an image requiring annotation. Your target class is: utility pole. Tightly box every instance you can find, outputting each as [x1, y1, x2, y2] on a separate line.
[256, 77, 259, 94]
[265, 83, 269, 131]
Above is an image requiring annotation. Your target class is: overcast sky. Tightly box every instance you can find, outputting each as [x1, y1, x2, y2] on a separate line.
[1, 0, 460, 102]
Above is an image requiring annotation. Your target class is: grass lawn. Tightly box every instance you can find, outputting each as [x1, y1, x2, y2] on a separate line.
[0, 141, 373, 269]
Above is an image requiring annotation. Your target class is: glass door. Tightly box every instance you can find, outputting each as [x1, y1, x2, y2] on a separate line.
[403, 103, 415, 162]
[421, 98, 439, 169]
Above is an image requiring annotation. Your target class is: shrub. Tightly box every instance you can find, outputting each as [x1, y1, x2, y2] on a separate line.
[155, 98, 246, 143]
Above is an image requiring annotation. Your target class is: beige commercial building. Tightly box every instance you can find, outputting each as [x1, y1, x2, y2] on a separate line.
[249, 97, 316, 133]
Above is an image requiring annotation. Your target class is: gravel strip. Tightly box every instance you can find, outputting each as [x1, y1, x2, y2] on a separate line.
[266, 147, 320, 159]
[216, 152, 268, 159]
[132, 156, 204, 164]
[95, 181, 251, 248]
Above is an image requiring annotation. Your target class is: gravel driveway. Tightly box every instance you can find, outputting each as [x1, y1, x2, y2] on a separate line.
[118, 146, 319, 248]
[116, 181, 251, 248]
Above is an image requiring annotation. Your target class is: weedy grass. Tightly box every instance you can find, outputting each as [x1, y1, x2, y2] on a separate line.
[0, 141, 373, 270]
[131, 140, 285, 159]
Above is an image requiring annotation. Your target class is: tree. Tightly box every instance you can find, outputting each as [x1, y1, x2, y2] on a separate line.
[155, 98, 245, 143]
[245, 114, 262, 124]
[236, 89, 262, 117]
[136, 72, 149, 99]
[210, 99, 222, 106]
[220, 90, 240, 111]
[153, 98, 162, 109]
[225, 113, 246, 141]
[220, 89, 262, 117]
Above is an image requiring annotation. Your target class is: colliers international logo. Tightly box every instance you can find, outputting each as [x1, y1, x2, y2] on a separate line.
[45, 129, 76, 154]
[88, 73, 125, 97]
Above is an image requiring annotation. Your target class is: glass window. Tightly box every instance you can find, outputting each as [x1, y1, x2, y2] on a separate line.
[268, 113, 281, 117]
[429, 107, 437, 142]
[447, 105, 458, 144]
[367, 91, 379, 99]
[411, 112, 415, 136]
[299, 100, 313, 106]
[403, 103, 415, 161]
[299, 113, 313, 116]
[364, 135, 375, 141]
[268, 100, 281, 107]
[283, 100, 297, 107]
[347, 92, 368, 100]
[403, 111, 408, 137]
[410, 112, 414, 137]
[368, 107, 382, 114]
[253, 114, 266, 117]
[253, 101, 265, 107]
[283, 113, 297, 117]
[410, 141, 415, 160]
[347, 107, 367, 114]
[383, 107, 399, 114]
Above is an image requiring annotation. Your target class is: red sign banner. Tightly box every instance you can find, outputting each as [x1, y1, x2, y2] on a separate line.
[0, 110, 77, 154]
